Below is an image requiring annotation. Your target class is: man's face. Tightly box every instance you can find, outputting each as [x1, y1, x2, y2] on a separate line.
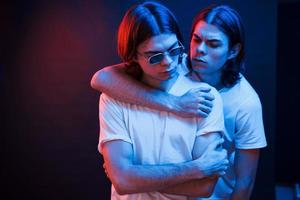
[136, 33, 181, 81]
[190, 20, 231, 76]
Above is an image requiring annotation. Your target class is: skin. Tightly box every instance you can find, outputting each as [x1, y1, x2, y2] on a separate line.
[92, 18, 260, 200]
[190, 21, 259, 200]
[101, 33, 229, 197]
[190, 20, 239, 90]
[92, 65, 214, 117]
[135, 34, 180, 90]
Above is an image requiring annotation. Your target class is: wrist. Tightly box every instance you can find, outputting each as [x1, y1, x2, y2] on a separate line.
[165, 95, 180, 113]
[189, 159, 205, 179]
[152, 90, 179, 113]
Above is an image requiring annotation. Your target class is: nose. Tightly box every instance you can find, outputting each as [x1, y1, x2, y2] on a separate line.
[196, 42, 206, 55]
[160, 53, 173, 66]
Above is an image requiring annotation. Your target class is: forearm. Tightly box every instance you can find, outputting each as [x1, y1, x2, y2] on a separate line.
[111, 161, 204, 195]
[231, 177, 255, 200]
[231, 149, 259, 200]
[158, 133, 225, 197]
[160, 176, 217, 197]
[91, 66, 176, 112]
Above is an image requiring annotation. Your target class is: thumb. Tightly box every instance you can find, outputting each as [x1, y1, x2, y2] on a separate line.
[195, 87, 211, 93]
[187, 87, 211, 93]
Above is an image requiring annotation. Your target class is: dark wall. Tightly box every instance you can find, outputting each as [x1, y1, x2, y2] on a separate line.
[1, 0, 277, 199]
[276, 1, 300, 184]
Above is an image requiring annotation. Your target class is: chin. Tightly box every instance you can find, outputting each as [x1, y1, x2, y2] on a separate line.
[159, 72, 176, 80]
[159, 75, 172, 81]
[192, 66, 206, 73]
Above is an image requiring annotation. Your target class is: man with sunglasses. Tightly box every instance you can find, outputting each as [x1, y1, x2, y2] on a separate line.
[97, 2, 229, 199]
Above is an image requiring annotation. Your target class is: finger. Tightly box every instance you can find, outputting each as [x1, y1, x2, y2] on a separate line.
[206, 138, 225, 151]
[198, 104, 212, 114]
[196, 110, 209, 118]
[199, 99, 213, 108]
[200, 92, 215, 101]
[188, 88, 203, 94]
[193, 87, 211, 93]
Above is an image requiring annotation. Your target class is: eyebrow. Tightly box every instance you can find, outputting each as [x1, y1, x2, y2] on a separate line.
[143, 41, 179, 55]
[193, 33, 221, 42]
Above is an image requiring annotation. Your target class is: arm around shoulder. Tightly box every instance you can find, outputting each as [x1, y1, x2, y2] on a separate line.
[91, 63, 180, 112]
[90, 64, 127, 93]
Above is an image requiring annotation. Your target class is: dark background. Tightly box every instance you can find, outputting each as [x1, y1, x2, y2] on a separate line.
[1, 0, 298, 199]
[276, 0, 300, 185]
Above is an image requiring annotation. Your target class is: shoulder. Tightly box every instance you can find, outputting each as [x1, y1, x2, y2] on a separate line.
[222, 75, 261, 106]
[102, 62, 142, 78]
[239, 76, 262, 109]
[239, 95, 262, 115]
[184, 77, 222, 102]
[180, 75, 215, 90]
[225, 76, 263, 116]
[100, 93, 127, 109]
[92, 63, 127, 81]
[99, 63, 128, 72]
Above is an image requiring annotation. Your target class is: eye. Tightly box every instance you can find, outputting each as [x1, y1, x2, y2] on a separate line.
[148, 53, 164, 64]
[208, 41, 220, 48]
[146, 52, 160, 59]
[192, 36, 201, 43]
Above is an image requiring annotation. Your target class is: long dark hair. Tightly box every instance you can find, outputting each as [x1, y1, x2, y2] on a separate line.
[190, 4, 245, 87]
[117, 1, 183, 78]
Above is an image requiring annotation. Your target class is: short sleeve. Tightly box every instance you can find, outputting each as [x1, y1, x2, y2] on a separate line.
[196, 87, 225, 137]
[98, 94, 132, 154]
[235, 96, 267, 149]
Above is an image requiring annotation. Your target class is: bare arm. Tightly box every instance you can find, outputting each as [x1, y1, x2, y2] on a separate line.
[102, 140, 215, 195]
[159, 132, 228, 197]
[231, 149, 260, 200]
[90, 65, 214, 118]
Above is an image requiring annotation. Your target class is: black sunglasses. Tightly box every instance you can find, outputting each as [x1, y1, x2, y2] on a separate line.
[139, 41, 185, 65]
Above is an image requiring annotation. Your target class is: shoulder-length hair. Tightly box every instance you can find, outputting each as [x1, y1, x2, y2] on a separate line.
[117, 1, 183, 74]
[190, 4, 245, 87]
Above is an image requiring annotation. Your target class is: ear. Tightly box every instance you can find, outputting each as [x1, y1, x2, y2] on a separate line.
[228, 43, 241, 60]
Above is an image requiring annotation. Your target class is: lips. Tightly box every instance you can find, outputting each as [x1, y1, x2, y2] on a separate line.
[159, 68, 177, 79]
[161, 67, 176, 74]
[193, 58, 206, 63]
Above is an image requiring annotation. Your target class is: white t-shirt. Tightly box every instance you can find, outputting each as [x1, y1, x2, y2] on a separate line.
[98, 74, 225, 200]
[203, 75, 267, 200]
[179, 55, 267, 200]
[178, 59, 267, 199]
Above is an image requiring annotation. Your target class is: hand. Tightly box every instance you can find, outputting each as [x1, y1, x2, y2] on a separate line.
[172, 87, 215, 118]
[103, 162, 111, 180]
[193, 138, 229, 178]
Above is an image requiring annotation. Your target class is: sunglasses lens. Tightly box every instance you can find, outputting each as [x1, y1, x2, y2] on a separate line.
[147, 45, 184, 65]
[149, 54, 164, 64]
[169, 47, 183, 56]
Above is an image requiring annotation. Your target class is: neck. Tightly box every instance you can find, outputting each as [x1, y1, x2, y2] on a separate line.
[142, 72, 179, 92]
